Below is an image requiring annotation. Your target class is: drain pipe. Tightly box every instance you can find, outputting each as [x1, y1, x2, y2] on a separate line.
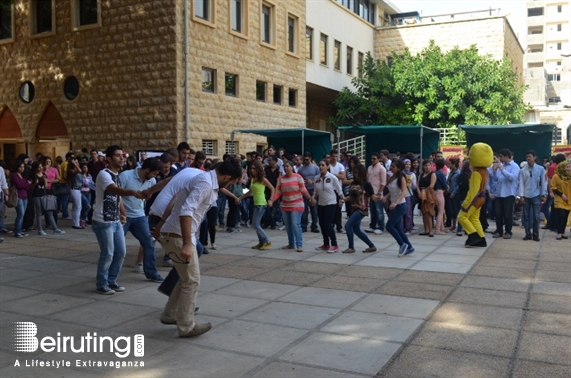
[184, 0, 189, 143]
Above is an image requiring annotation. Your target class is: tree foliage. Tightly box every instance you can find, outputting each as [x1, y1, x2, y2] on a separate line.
[329, 40, 529, 129]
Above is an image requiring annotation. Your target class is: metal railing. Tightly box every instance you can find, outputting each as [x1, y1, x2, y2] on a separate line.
[436, 128, 465, 145]
[333, 135, 366, 161]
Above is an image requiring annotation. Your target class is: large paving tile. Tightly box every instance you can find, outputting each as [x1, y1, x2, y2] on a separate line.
[107, 286, 167, 309]
[411, 261, 473, 274]
[449, 287, 528, 308]
[354, 257, 415, 269]
[423, 253, 481, 264]
[431, 246, 485, 257]
[352, 294, 439, 319]
[322, 311, 423, 342]
[513, 360, 571, 378]
[382, 345, 510, 378]
[312, 275, 383, 292]
[241, 302, 339, 329]
[478, 257, 537, 270]
[469, 265, 535, 280]
[202, 265, 269, 280]
[144, 344, 265, 377]
[8, 274, 96, 293]
[0, 285, 42, 303]
[337, 266, 402, 280]
[413, 322, 518, 357]
[215, 280, 298, 300]
[305, 253, 368, 265]
[535, 270, 571, 284]
[0, 268, 49, 284]
[251, 362, 360, 378]
[281, 261, 347, 274]
[524, 311, 571, 336]
[460, 276, 531, 293]
[192, 319, 306, 357]
[49, 301, 157, 328]
[280, 332, 401, 375]
[198, 275, 241, 293]
[374, 281, 453, 301]
[431, 303, 523, 330]
[279, 287, 366, 309]
[528, 293, 571, 314]
[20, 259, 93, 273]
[518, 331, 571, 365]
[254, 270, 325, 286]
[2, 293, 94, 317]
[0, 256, 57, 269]
[395, 270, 463, 286]
[258, 249, 319, 261]
[532, 282, 571, 297]
[194, 293, 267, 318]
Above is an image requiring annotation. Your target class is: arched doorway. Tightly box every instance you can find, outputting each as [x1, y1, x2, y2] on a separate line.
[35, 102, 70, 160]
[0, 106, 24, 166]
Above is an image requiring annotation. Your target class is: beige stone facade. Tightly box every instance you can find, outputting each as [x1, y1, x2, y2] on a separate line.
[374, 16, 524, 81]
[0, 0, 306, 161]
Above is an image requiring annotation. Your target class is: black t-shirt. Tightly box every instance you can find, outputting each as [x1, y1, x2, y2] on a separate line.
[31, 175, 46, 198]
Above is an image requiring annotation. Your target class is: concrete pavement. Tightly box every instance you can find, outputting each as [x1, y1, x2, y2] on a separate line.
[0, 213, 569, 377]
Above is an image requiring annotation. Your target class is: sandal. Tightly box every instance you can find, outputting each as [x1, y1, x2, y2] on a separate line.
[419, 232, 429, 236]
[211, 243, 217, 250]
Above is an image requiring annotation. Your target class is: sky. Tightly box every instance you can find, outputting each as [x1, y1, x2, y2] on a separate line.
[393, 0, 528, 45]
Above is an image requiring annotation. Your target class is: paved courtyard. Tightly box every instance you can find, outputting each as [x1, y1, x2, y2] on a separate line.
[0, 213, 569, 377]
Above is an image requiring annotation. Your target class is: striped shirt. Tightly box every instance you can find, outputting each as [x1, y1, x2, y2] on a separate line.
[273, 174, 308, 212]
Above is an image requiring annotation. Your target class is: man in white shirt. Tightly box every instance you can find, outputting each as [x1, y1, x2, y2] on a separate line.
[329, 150, 346, 233]
[366, 152, 387, 234]
[156, 158, 242, 338]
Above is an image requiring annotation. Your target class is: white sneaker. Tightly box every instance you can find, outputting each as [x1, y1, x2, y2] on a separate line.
[278, 225, 286, 231]
[364, 227, 375, 233]
[374, 229, 383, 235]
[412, 226, 419, 230]
[134, 263, 144, 274]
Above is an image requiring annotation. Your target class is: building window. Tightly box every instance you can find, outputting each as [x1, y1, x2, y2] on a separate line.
[548, 96, 561, 103]
[202, 67, 216, 93]
[305, 27, 313, 60]
[273, 85, 282, 105]
[387, 56, 393, 67]
[557, 5, 562, 12]
[0, 2, 13, 40]
[19, 81, 35, 104]
[346, 46, 353, 75]
[527, 7, 543, 17]
[225, 73, 237, 96]
[32, 0, 54, 35]
[320, 33, 328, 66]
[358, 52, 364, 78]
[288, 89, 297, 108]
[334, 40, 341, 71]
[557, 61, 562, 66]
[64, 76, 80, 100]
[195, 0, 211, 21]
[231, 0, 244, 33]
[557, 43, 562, 50]
[557, 24, 562, 32]
[225, 141, 238, 155]
[261, 3, 274, 45]
[548, 74, 561, 81]
[256, 81, 266, 102]
[202, 140, 217, 156]
[77, 0, 98, 26]
[287, 15, 297, 53]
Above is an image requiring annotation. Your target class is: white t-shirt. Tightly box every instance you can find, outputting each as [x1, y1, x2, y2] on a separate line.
[149, 168, 203, 217]
[329, 162, 345, 176]
[93, 169, 120, 223]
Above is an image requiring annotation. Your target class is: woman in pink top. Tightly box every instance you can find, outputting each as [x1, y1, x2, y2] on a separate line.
[269, 161, 315, 252]
[41, 156, 59, 190]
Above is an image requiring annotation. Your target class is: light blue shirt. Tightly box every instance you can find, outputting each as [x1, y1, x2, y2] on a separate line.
[118, 169, 156, 218]
[518, 163, 547, 198]
[489, 160, 519, 197]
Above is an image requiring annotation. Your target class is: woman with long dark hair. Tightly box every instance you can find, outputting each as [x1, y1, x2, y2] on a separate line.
[239, 161, 275, 250]
[342, 156, 361, 218]
[10, 160, 31, 237]
[30, 162, 65, 235]
[313, 159, 343, 253]
[382, 161, 415, 256]
[433, 158, 449, 235]
[341, 164, 377, 253]
[67, 157, 84, 229]
[79, 163, 94, 228]
[417, 159, 436, 237]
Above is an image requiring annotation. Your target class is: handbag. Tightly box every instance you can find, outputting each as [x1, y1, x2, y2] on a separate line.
[40, 194, 58, 212]
[6, 185, 18, 208]
[52, 182, 70, 197]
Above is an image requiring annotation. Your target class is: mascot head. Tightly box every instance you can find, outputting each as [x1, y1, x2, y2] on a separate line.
[468, 143, 493, 168]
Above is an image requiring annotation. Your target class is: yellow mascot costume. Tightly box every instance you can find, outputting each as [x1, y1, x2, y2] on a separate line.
[458, 142, 493, 247]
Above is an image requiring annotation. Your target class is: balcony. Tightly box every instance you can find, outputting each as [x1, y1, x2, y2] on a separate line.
[527, 15, 545, 27]
[527, 33, 545, 45]
[526, 51, 545, 63]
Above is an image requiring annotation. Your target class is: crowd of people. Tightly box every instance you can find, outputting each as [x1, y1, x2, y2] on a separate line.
[0, 142, 570, 337]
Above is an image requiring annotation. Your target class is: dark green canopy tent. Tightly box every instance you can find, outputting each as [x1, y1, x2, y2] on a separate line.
[459, 124, 555, 162]
[231, 128, 333, 159]
[338, 125, 440, 159]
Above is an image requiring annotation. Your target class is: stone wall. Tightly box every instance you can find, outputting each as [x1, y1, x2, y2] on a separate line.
[374, 16, 524, 80]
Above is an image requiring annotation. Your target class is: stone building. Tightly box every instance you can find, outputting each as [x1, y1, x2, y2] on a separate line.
[0, 1, 525, 163]
[0, 0, 306, 161]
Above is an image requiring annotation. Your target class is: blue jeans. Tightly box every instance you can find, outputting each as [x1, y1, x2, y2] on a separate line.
[346, 210, 374, 249]
[386, 203, 412, 247]
[58, 193, 70, 218]
[542, 195, 553, 228]
[217, 192, 227, 226]
[301, 188, 318, 230]
[264, 198, 281, 227]
[80, 191, 91, 221]
[240, 197, 251, 223]
[253, 205, 269, 243]
[93, 220, 126, 289]
[369, 200, 385, 231]
[454, 196, 464, 234]
[14, 198, 28, 234]
[123, 216, 159, 279]
[522, 195, 541, 238]
[282, 210, 303, 248]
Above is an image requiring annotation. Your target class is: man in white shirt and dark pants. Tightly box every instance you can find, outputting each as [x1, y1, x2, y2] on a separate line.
[328, 150, 346, 233]
[156, 158, 242, 337]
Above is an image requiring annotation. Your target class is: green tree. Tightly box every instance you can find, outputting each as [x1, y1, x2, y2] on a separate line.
[330, 41, 529, 130]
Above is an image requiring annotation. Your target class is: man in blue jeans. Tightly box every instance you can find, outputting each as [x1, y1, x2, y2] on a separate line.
[518, 150, 547, 242]
[119, 158, 163, 283]
[93, 145, 146, 295]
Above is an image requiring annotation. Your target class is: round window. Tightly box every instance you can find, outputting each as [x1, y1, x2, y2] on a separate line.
[64, 76, 80, 100]
[19, 81, 35, 104]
